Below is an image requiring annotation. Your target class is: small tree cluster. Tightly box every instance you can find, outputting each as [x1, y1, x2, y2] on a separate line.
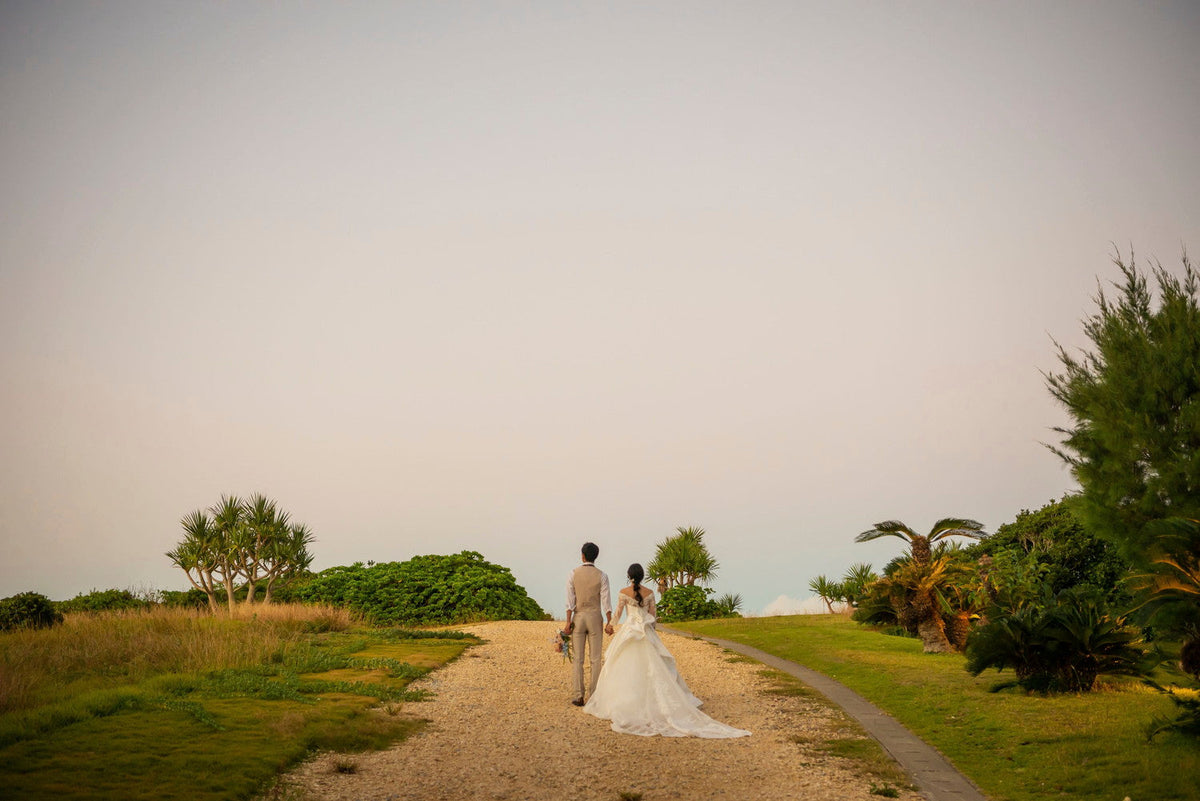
[166, 493, 314, 615]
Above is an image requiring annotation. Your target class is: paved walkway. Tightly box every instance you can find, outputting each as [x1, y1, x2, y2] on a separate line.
[663, 628, 989, 801]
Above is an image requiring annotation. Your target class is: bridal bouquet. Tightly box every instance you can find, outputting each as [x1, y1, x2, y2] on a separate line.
[550, 627, 573, 662]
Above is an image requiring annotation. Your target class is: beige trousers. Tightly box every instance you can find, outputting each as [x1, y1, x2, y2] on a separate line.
[571, 609, 604, 700]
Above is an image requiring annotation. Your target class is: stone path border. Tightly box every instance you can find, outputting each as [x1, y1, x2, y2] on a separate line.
[663, 627, 990, 801]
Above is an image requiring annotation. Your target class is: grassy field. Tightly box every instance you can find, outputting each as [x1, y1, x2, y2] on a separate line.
[682, 614, 1199, 801]
[0, 605, 477, 800]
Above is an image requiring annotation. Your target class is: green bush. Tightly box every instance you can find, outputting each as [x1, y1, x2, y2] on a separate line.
[657, 585, 727, 622]
[968, 497, 1132, 607]
[298, 551, 545, 626]
[965, 587, 1149, 693]
[0, 592, 63, 631]
[159, 588, 211, 608]
[58, 588, 151, 614]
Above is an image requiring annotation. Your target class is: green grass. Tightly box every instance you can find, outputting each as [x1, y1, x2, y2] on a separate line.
[0, 606, 477, 800]
[685, 614, 1200, 801]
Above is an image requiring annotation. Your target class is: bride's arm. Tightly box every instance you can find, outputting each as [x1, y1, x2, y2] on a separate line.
[647, 592, 657, 621]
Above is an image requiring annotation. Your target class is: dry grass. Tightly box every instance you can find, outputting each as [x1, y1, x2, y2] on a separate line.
[0, 604, 356, 713]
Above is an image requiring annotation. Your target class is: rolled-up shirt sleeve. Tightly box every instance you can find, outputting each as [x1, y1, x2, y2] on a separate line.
[601, 571, 612, 616]
[566, 572, 576, 614]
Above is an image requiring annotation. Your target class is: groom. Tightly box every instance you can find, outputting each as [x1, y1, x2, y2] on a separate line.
[565, 542, 613, 706]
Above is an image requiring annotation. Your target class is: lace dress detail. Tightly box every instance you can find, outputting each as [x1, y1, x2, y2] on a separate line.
[583, 591, 750, 738]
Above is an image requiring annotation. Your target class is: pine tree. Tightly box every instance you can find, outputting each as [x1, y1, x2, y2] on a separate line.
[1045, 250, 1200, 564]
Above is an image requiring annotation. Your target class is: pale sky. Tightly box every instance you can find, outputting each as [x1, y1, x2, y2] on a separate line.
[2, 2, 1198, 616]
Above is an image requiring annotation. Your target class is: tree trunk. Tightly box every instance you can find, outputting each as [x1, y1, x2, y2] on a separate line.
[945, 611, 971, 651]
[917, 613, 953, 653]
[912, 589, 952, 652]
[910, 536, 932, 566]
[186, 568, 219, 614]
[222, 574, 237, 616]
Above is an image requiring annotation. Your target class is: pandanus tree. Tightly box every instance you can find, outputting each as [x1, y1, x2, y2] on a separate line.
[167, 493, 315, 615]
[166, 510, 222, 613]
[808, 575, 842, 613]
[856, 519, 986, 652]
[647, 526, 720, 595]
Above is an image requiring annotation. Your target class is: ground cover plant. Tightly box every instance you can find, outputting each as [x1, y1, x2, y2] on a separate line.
[681, 614, 1200, 801]
[0, 604, 477, 800]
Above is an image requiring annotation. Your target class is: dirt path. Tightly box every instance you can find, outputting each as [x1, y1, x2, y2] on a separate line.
[278, 621, 922, 801]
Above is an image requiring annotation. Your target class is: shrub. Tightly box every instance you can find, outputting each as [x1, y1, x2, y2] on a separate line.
[298, 551, 545, 626]
[58, 588, 151, 615]
[965, 587, 1149, 692]
[657, 585, 727, 622]
[159, 588, 212, 609]
[0, 592, 63, 631]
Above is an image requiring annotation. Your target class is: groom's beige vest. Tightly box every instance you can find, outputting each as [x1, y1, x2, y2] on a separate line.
[571, 564, 603, 612]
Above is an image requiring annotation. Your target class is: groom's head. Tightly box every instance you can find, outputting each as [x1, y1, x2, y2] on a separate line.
[581, 542, 599, 563]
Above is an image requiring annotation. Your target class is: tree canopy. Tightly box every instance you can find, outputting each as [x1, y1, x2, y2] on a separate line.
[1045, 251, 1200, 565]
[166, 493, 314, 614]
[646, 526, 720, 592]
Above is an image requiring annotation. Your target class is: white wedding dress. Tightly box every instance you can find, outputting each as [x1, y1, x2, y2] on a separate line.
[583, 590, 750, 738]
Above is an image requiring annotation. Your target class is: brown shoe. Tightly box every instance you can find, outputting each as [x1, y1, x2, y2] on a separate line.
[570, 697, 585, 706]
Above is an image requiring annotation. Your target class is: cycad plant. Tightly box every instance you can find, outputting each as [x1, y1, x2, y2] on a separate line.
[856, 518, 986, 566]
[966, 586, 1148, 692]
[1133, 517, 1200, 680]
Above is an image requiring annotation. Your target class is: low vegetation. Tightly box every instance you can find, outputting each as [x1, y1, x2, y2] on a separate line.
[684, 614, 1200, 801]
[0, 604, 476, 800]
[296, 550, 546, 625]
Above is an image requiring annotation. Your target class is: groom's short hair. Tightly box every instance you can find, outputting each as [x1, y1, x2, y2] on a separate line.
[581, 542, 599, 562]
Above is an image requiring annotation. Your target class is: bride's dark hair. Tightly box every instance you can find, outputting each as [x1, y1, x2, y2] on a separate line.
[628, 563, 645, 607]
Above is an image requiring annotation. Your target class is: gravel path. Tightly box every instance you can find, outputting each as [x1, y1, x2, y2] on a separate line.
[279, 621, 922, 801]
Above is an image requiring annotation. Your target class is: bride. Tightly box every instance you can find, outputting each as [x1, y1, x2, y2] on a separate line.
[583, 564, 750, 738]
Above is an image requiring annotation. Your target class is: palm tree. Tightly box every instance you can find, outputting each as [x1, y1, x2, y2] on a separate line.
[647, 526, 720, 594]
[808, 575, 842, 614]
[855, 518, 986, 565]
